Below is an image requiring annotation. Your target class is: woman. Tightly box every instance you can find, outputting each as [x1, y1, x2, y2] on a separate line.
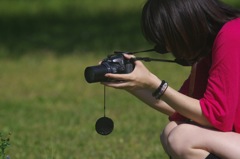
[102, 0, 240, 158]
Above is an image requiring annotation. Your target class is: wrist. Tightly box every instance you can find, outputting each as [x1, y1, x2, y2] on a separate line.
[152, 80, 168, 99]
[148, 73, 162, 92]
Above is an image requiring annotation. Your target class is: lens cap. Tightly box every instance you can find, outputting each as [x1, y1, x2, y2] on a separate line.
[95, 117, 114, 135]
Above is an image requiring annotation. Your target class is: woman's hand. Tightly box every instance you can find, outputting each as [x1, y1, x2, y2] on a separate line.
[102, 54, 161, 92]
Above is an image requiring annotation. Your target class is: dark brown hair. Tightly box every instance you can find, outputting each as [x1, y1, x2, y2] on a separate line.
[141, 0, 240, 63]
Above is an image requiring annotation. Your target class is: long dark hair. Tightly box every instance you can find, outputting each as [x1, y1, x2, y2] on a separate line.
[141, 0, 240, 63]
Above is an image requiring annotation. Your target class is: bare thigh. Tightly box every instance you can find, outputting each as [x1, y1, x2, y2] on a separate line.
[168, 123, 240, 159]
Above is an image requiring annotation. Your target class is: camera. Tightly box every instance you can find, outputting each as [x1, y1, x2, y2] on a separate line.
[84, 53, 135, 83]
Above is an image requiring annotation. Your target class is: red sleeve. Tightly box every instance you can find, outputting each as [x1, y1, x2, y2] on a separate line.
[200, 18, 240, 132]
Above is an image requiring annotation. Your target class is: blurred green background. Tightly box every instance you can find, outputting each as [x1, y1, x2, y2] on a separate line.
[1, 0, 238, 58]
[0, 0, 150, 58]
[0, 0, 239, 158]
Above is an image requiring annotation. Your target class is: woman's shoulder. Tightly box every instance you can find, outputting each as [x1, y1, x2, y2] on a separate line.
[224, 17, 240, 27]
[219, 18, 240, 38]
[214, 18, 240, 46]
[212, 18, 240, 64]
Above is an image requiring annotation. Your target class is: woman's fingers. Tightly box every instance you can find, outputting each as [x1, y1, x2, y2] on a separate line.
[100, 53, 160, 90]
[102, 81, 131, 89]
[123, 53, 135, 59]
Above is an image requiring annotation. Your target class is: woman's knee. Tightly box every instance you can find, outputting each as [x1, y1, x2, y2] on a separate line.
[167, 124, 196, 157]
[166, 123, 211, 159]
[160, 121, 180, 155]
[160, 121, 179, 144]
[161, 122, 205, 158]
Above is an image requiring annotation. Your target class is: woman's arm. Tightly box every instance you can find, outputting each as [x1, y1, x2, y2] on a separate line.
[127, 88, 175, 116]
[162, 86, 212, 127]
[103, 54, 212, 127]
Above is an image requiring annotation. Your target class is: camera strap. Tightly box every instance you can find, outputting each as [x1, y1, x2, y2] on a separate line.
[114, 48, 190, 66]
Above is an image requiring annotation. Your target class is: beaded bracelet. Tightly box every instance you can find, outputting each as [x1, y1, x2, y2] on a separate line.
[152, 80, 168, 99]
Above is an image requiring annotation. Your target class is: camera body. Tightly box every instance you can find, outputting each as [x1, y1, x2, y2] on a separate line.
[84, 53, 135, 83]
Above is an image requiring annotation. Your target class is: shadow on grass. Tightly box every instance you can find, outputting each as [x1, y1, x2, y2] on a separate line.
[0, 10, 149, 58]
[1, 1, 239, 58]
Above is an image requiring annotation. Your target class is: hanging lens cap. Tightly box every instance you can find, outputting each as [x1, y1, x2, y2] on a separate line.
[95, 117, 114, 135]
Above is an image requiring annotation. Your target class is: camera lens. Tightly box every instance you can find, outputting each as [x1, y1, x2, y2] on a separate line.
[84, 65, 109, 83]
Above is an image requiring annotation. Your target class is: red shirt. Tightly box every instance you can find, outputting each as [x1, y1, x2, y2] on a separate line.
[169, 18, 240, 133]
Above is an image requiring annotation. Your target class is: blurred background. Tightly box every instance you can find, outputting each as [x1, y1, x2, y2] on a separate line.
[0, 0, 239, 57]
[0, 0, 239, 158]
[0, 0, 150, 58]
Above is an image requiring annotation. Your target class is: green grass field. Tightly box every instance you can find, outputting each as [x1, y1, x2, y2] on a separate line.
[0, 0, 239, 158]
[0, 54, 190, 158]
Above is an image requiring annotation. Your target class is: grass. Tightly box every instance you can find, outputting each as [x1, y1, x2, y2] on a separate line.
[0, 53, 190, 158]
[0, 0, 239, 158]
[0, 0, 149, 58]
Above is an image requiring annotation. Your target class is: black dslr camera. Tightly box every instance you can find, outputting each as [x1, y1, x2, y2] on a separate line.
[84, 53, 135, 83]
[84, 47, 189, 84]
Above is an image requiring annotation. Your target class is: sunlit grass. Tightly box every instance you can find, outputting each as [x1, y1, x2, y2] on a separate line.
[0, 0, 238, 158]
[0, 53, 190, 158]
